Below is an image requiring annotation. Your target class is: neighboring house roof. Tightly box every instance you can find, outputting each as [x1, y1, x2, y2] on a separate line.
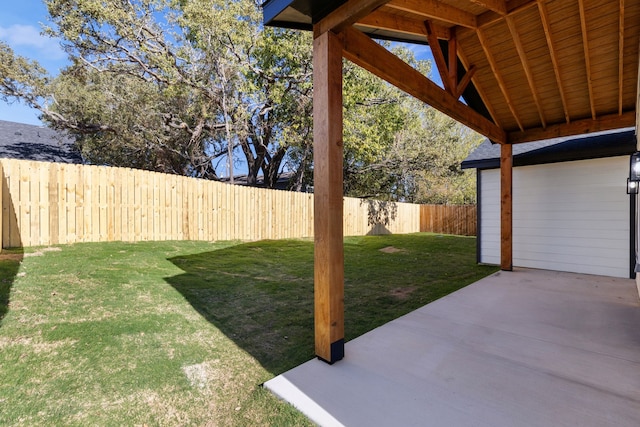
[461, 128, 636, 170]
[220, 171, 304, 191]
[0, 120, 82, 164]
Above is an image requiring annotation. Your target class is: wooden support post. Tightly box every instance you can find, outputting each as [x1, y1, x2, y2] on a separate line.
[313, 30, 345, 364]
[636, 38, 640, 142]
[635, 39, 639, 297]
[500, 143, 513, 271]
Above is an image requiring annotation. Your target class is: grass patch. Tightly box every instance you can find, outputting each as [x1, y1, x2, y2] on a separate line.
[0, 234, 497, 425]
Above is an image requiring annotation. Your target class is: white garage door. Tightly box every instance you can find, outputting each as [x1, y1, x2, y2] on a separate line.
[479, 156, 631, 278]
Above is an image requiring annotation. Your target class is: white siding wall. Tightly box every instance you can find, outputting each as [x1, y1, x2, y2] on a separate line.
[479, 156, 630, 278]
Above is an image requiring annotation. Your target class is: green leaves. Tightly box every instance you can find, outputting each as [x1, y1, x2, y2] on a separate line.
[0, 42, 49, 106]
[340, 45, 481, 204]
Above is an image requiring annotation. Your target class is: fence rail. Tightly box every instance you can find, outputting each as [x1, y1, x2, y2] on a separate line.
[0, 159, 475, 248]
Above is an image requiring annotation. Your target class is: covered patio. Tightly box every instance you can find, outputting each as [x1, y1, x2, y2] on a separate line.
[266, 268, 640, 426]
[260, 0, 640, 423]
[263, 0, 640, 365]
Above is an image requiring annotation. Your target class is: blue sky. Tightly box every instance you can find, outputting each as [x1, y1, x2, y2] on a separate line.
[0, 1, 438, 127]
[0, 0, 68, 125]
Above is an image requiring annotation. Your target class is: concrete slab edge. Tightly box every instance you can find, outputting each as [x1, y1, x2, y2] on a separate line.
[264, 374, 345, 427]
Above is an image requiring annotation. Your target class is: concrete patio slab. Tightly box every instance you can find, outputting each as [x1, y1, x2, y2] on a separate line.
[265, 268, 640, 426]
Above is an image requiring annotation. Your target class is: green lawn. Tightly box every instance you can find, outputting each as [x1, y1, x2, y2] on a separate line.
[0, 234, 497, 426]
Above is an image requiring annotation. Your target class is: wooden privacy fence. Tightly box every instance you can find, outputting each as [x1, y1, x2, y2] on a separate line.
[0, 159, 475, 248]
[420, 204, 477, 236]
[0, 159, 410, 247]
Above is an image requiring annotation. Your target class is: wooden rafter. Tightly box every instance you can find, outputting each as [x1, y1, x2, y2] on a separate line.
[448, 28, 458, 91]
[472, 0, 507, 16]
[457, 47, 501, 126]
[424, 23, 476, 101]
[425, 21, 453, 93]
[357, 10, 452, 39]
[537, 0, 570, 123]
[477, 27, 524, 132]
[387, 0, 477, 29]
[506, 15, 546, 128]
[578, 0, 596, 120]
[340, 27, 506, 143]
[455, 65, 477, 99]
[268, 0, 636, 144]
[314, 0, 390, 36]
[476, 0, 537, 28]
[619, 0, 625, 116]
[508, 111, 636, 144]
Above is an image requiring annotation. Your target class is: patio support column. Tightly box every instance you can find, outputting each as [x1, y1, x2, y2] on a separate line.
[312, 29, 345, 364]
[501, 143, 513, 271]
[635, 39, 640, 297]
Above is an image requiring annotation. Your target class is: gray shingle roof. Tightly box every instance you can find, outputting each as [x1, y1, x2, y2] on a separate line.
[462, 127, 636, 169]
[0, 120, 82, 164]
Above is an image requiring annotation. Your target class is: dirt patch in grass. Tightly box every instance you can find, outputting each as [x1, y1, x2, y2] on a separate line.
[0, 253, 24, 261]
[0, 334, 78, 354]
[22, 247, 63, 258]
[182, 360, 224, 394]
[389, 286, 417, 300]
[379, 246, 405, 253]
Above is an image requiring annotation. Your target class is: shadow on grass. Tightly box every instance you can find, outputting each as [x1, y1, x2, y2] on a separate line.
[165, 235, 498, 376]
[0, 248, 23, 326]
[0, 174, 23, 326]
[165, 240, 316, 375]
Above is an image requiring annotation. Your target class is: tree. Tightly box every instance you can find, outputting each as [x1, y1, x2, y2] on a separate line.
[392, 105, 482, 204]
[1, 2, 480, 202]
[1, 0, 313, 183]
[339, 44, 482, 204]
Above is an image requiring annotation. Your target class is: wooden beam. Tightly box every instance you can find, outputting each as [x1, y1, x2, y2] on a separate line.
[508, 111, 637, 144]
[619, 0, 625, 116]
[425, 21, 453, 93]
[312, 29, 345, 364]
[387, 0, 478, 29]
[357, 10, 451, 39]
[537, 0, 570, 123]
[448, 27, 458, 93]
[357, 10, 424, 38]
[314, 0, 390, 36]
[458, 46, 501, 126]
[455, 65, 477, 99]
[477, 27, 524, 131]
[505, 15, 546, 128]
[472, 0, 507, 15]
[500, 143, 513, 271]
[427, 25, 474, 101]
[578, 0, 596, 120]
[340, 27, 506, 143]
[477, 0, 537, 28]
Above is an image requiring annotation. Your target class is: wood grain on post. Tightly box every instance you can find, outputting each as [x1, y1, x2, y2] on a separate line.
[312, 29, 345, 364]
[501, 143, 513, 271]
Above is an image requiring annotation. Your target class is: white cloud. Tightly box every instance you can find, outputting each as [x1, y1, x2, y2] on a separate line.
[0, 24, 65, 60]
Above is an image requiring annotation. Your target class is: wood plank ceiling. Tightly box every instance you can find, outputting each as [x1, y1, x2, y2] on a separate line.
[264, 0, 640, 144]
